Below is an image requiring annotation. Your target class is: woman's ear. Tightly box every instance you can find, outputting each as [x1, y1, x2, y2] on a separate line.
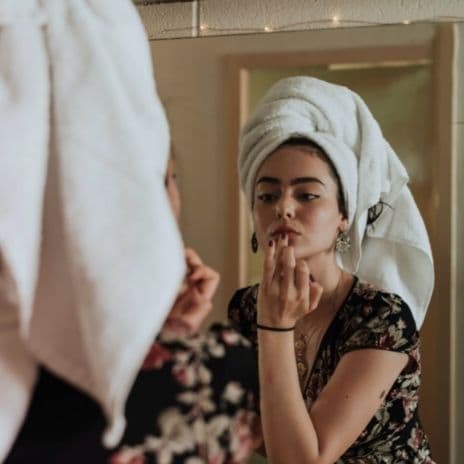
[339, 217, 349, 233]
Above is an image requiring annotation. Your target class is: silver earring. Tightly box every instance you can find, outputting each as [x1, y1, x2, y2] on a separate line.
[335, 231, 351, 253]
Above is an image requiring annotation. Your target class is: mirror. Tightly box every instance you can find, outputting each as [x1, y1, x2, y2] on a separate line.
[143, 19, 463, 464]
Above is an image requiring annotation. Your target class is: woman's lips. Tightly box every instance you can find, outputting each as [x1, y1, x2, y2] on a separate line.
[271, 228, 300, 238]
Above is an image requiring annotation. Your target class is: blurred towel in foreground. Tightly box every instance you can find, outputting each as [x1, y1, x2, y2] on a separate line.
[0, 0, 185, 458]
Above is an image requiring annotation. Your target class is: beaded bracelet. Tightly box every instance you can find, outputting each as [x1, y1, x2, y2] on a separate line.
[256, 323, 295, 332]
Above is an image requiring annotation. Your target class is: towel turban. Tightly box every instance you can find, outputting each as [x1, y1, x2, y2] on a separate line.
[239, 76, 434, 330]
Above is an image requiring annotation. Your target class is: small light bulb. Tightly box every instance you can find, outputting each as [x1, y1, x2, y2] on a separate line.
[200, 24, 208, 31]
[332, 15, 340, 25]
[402, 19, 411, 24]
[264, 25, 272, 32]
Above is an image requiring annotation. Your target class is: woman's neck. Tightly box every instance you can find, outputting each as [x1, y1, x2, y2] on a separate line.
[304, 255, 341, 298]
[301, 253, 354, 318]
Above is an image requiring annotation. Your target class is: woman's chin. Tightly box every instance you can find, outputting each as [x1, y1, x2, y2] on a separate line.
[292, 244, 319, 261]
[292, 245, 308, 260]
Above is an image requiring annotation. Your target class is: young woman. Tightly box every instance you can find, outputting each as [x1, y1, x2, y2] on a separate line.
[7, 155, 261, 464]
[229, 76, 435, 463]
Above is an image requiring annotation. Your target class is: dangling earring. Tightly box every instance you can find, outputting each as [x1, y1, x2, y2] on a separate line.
[335, 231, 351, 253]
[251, 232, 258, 253]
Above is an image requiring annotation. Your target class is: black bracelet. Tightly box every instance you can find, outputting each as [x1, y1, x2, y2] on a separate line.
[256, 323, 295, 332]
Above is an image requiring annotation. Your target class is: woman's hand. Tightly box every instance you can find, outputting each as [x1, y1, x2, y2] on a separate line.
[163, 247, 220, 335]
[258, 235, 323, 328]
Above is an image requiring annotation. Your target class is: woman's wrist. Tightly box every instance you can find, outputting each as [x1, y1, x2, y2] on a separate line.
[257, 315, 296, 330]
[256, 322, 295, 332]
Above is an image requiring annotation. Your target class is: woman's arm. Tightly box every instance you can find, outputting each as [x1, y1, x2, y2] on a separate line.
[257, 239, 408, 464]
[259, 333, 407, 464]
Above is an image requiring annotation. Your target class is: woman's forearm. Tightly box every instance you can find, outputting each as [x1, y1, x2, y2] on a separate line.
[258, 330, 322, 464]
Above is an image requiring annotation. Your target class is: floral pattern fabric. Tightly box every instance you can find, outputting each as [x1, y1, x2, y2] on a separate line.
[109, 323, 260, 464]
[228, 277, 435, 463]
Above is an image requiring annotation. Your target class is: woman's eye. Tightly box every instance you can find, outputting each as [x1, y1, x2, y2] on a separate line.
[298, 193, 319, 201]
[257, 193, 278, 203]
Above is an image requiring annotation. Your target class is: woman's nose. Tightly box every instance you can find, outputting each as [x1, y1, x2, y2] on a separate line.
[275, 196, 295, 219]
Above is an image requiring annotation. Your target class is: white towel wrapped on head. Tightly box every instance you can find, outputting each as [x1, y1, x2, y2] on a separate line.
[239, 76, 434, 330]
[0, 0, 185, 458]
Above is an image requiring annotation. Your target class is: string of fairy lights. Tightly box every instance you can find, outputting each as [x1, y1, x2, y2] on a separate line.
[134, 2, 464, 40]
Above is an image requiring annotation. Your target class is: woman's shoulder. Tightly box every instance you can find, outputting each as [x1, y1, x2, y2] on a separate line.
[122, 323, 260, 464]
[349, 278, 416, 326]
[338, 277, 419, 354]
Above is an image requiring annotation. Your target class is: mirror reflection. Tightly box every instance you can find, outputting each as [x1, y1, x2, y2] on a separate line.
[148, 22, 461, 463]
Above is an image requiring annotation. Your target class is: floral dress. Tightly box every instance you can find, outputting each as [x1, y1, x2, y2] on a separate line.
[109, 323, 260, 464]
[228, 277, 435, 463]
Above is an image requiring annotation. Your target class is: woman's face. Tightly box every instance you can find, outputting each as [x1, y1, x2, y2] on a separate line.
[252, 146, 347, 261]
[165, 157, 181, 220]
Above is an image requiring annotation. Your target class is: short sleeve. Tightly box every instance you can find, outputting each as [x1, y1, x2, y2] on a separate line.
[227, 285, 259, 347]
[339, 290, 419, 357]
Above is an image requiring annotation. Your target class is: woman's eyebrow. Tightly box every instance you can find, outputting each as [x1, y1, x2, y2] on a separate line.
[256, 176, 280, 185]
[256, 176, 326, 187]
[290, 177, 325, 187]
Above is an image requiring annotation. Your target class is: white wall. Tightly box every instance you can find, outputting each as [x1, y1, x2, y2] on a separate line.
[136, 0, 464, 39]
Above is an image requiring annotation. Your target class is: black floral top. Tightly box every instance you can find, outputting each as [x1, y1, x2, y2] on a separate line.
[109, 323, 260, 464]
[228, 277, 435, 463]
[6, 324, 258, 464]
